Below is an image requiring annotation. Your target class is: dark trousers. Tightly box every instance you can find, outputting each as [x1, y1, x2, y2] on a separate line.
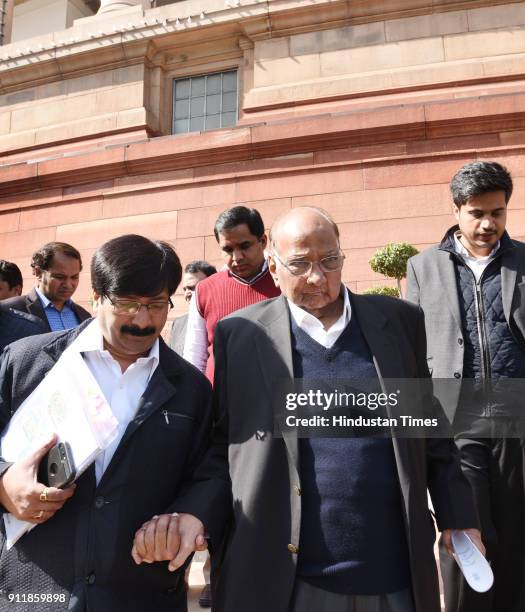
[289, 580, 414, 612]
[440, 438, 525, 612]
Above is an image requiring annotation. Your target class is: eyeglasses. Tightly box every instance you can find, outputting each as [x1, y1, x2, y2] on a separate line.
[273, 251, 345, 277]
[106, 296, 173, 316]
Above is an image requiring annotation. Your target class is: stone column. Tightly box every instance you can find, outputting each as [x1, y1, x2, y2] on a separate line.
[98, 0, 148, 15]
[0, 0, 14, 45]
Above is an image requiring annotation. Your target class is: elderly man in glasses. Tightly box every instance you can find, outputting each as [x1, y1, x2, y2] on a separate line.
[0, 234, 229, 612]
[133, 207, 481, 612]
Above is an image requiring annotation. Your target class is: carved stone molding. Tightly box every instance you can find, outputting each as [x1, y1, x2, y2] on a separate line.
[1, 90, 524, 200]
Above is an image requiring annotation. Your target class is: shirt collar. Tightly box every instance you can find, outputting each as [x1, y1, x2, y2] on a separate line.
[35, 286, 51, 307]
[228, 259, 268, 284]
[453, 232, 500, 262]
[71, 318, 160, 365]
[35, 286, 73, 309]
[287, 284, 351, 329]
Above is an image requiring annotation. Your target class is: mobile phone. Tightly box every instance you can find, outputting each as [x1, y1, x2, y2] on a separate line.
[38, 442, 76, 489]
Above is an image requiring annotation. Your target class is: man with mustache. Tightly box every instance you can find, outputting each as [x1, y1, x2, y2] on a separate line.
[407, 161, 525, 612]
[3, 242, 90, 331]
[0, 234, 229, 611]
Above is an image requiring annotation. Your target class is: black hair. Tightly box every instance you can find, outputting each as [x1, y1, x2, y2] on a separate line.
[450, 161, 513, 207]
[184, 260, 217, 277]
[31, 242, 83, 272]
[91, 234, 182, 298]
[0, 260, 23, 289]
[213, 206, 265, 241]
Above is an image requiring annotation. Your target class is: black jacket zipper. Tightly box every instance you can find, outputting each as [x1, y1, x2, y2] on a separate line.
[473, 272, 491, 381]
[461, 262, 495, 414]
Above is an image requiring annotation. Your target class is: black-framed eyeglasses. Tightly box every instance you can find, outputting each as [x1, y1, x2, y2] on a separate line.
[106, 296, 174, 316]
[273, 251, 345, 277]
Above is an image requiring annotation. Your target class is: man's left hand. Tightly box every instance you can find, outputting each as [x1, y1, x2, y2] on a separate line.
[131, 512, 207, 572]
[442, 528, 485, 557]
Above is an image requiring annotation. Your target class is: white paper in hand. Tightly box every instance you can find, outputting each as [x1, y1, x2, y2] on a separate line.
[451, 530, 493, 593]
[1, 343, 119, 549]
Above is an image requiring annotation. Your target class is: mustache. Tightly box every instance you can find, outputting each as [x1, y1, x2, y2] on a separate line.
[120, 325, 156, 337]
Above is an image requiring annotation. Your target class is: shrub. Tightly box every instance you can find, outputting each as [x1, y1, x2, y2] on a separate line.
[363, 286, 400, 298]
[369, 242, 419, 297]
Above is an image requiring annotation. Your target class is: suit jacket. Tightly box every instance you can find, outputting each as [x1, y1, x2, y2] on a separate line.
[169, 314, 188, 356]
[406, 232, 525, 419]
[210, 292, 477, 612]
[3, 288, 91, 332]
[0, 304, 46, 352]
[0, 322, 230, 612]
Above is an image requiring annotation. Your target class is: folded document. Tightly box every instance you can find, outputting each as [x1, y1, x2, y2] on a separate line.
[1, 346, 118, 548]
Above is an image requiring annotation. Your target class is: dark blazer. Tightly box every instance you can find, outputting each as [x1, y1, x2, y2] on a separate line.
[210, 292, 478, 612]
[0, 321, 230, 612]
[0, 304, 46, 352]
[406, 233, 525, 418]
[3, 288, 91, 331]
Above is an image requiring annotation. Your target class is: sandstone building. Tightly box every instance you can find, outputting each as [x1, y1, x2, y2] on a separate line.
[1, 0, 525, 316]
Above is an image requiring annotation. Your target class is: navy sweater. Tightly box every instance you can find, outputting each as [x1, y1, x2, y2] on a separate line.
[292, 312, 410, 595]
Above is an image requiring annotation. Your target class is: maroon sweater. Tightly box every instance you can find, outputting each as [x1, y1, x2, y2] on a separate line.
[196, 267, 280, 382]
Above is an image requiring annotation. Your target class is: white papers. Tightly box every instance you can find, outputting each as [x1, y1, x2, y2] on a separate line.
[452, 530, 494, 593]
[1, 346, 119, 548]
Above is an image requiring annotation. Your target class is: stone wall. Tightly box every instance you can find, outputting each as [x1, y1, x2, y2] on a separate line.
[2, 124, 524, 318]
[0, 64, 146, 153]
[245, 2, 525, 111]
[1, 0, 525, 320]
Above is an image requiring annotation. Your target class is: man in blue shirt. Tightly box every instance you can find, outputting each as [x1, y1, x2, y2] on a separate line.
[3, 242, 90, 331]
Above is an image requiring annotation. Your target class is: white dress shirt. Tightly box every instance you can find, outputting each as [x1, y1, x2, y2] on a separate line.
[183, 260, 270, 372]
[287, 286, 351, 348]
[71, 319, 159, 482]
[183, 293, 209, 373]
[453, 232, 500, 283]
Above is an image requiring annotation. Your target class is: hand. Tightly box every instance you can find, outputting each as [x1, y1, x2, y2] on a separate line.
[0, 435, 76, 524]
[131, 512, 207, 571]
[442, 528, 485, 557]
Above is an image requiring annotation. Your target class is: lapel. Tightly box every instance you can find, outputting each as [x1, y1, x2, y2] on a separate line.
[351, 291, 413, 509]
[27, 288, 50, 330]
[435, 251, 462, 331]
[253, 296, 299, 474]
[72, 301, 90, 322]
[97, 341, 181, 488]
[501, 248, 518, 323]
[351, 291, 405, 379]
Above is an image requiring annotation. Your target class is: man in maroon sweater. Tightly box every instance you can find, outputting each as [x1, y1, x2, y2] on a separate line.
[183, 206, 280, 382]
[182, 205, 279, 608]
